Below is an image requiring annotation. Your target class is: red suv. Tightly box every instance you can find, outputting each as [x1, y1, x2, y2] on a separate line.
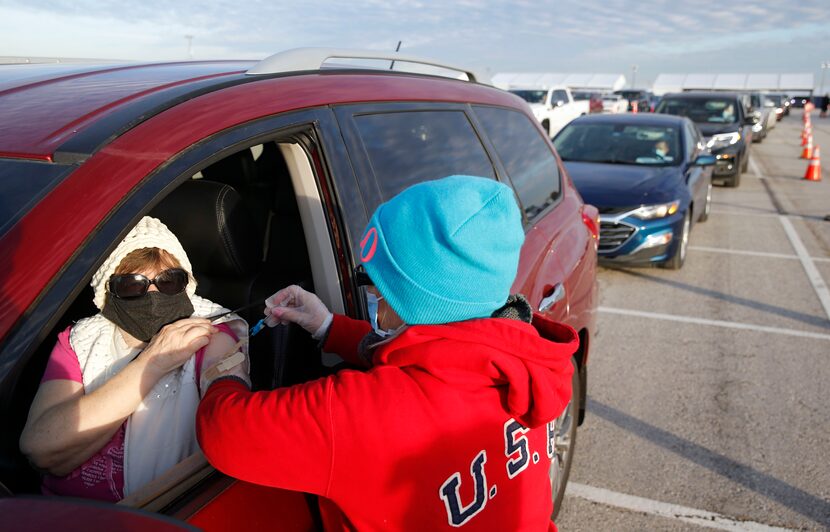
[0, 49, 598, 528]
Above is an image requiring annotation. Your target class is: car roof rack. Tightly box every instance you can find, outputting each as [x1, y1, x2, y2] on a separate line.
[246, 47, 490, 85]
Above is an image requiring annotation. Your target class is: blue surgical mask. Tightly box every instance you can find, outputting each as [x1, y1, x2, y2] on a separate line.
[656, 148, 667, 158]
[366, 292, 395, 338]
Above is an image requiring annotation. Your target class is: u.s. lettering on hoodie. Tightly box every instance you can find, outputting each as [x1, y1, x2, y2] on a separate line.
[197, 312, 578, 531]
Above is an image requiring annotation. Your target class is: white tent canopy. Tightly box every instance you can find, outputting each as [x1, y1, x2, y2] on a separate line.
[652, 73, 815, 95]
[493, 72, 627, 92]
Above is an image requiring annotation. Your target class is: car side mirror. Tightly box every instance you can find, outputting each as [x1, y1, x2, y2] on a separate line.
[744, 114, 760, 125]
[693, 155, 716, 166]
[555, 100, 565, 107]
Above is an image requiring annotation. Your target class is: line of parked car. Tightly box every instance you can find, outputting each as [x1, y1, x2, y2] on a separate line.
[500, 75, 811, 272]
[543, 87, 797, 270]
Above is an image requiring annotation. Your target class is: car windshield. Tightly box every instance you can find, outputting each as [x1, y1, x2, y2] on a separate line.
[766, 95, 783, 106]
[572, 91, 593, 101]
[656, 97, 739, 124]
[554, 123, 681, 166]
[615, 91, 643, 99]
[510, 90, 547, 104]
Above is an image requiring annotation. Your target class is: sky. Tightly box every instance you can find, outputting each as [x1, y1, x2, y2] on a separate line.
[1, 0, 829, 89]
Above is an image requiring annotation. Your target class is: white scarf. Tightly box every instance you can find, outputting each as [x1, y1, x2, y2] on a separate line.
[70, 295, 247, 496]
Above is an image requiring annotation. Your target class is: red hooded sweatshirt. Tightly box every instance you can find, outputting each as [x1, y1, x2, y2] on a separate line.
[197, 313, 577, 531]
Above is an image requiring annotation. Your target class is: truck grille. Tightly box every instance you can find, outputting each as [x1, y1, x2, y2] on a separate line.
[599, 221, 636, 252]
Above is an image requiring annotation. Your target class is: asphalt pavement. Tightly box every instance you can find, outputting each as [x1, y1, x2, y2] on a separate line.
[556, 110, 830, 531]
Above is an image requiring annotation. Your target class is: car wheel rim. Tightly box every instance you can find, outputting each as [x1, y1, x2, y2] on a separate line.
[549, 398, 574, 501]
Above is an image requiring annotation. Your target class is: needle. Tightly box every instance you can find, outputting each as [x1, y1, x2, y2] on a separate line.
[207, 300, 265, 322]
[250, 318, 267, 337]
[205, 301, 270, 337]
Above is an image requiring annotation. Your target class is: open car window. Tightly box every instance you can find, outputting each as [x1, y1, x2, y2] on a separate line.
[8, 129, 342, 514]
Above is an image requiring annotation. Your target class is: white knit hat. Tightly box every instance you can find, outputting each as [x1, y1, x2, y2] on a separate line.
[91, 216, 197, 309]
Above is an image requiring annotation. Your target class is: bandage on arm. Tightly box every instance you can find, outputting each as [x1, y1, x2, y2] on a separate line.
[201, 338, 251, 391]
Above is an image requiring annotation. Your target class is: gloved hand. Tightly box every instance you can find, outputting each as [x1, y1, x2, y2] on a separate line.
[264, 285, 333, 339]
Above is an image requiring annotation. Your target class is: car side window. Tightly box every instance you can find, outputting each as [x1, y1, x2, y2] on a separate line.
[473, 106, 561, 220]
[683, 123, 697, 161]
[552, 90, 568, 104]
[351, 110, 496, 200]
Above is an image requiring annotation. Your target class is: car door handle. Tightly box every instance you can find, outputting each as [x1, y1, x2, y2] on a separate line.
[539, 283, 566, 312]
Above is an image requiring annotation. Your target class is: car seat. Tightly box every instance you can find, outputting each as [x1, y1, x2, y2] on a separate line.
[150, 179, 318, 390]
[195, 143, 317, 384]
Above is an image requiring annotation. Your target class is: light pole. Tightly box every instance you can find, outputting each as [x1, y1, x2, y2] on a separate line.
[820, 61, 829, 95]
[631, 65, 638, 89]
[185, 35, 194, 59]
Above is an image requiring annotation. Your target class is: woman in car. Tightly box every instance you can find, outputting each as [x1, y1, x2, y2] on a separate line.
[197, 176, 578, 530]
[654, 140, 671, 160]
[19, 216, 248, 502]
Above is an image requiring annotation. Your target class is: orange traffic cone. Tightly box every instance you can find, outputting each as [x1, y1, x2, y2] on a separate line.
[632, 100, 638, 114]
[804, 145, 821, 181]
[801, 133, 813, 159]
[801, 126, 810, 146]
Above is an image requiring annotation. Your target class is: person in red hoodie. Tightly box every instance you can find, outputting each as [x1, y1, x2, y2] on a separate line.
[196, 175, 578, 530]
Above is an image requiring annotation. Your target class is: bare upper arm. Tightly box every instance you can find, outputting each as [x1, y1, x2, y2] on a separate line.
[26, 380, 85, 423]
[201, 330, 239, 370]
[21, 379, 85, 448]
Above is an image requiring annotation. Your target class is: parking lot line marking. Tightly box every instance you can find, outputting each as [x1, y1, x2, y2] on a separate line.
[598, 307, 830, 341]
[710, 210, 780, 218]
[688, 245, 830, 263]
[748, 156, 764, 178]
[688, 246, 799, 260]
[567, 482, 793, 531]
[778, 216, 830, 321]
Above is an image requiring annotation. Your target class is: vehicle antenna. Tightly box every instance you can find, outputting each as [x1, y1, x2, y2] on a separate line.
[390, 40, 402, 70]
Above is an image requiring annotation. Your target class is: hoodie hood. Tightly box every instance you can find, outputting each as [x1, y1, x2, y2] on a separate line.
[373, 316, 578, 428]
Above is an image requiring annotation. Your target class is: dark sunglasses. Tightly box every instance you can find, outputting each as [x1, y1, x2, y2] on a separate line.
[108, 268, 189, 300]
[354, 264, 373, 287]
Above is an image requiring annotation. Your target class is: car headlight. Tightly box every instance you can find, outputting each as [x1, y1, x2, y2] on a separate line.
[706, 132, 741, 149]
[752, 123, 763, 133]
[631, 200, 680, 220]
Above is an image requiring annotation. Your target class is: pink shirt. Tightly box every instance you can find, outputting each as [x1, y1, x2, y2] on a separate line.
[40, 323, 236, 502]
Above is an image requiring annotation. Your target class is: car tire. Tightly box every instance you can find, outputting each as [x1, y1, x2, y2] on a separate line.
[550, 358, 579, 520]
[698, 182, 712, 222]
[727, 156, 742, 187]
[662, 211, 690, 270]
[740, 153, 749, 174]
[542, 120, 551, 137]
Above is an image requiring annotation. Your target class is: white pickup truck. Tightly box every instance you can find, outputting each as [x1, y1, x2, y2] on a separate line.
[508, 86, 590, 137]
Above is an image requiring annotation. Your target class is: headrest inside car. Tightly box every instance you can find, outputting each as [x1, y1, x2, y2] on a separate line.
[150, 179, 260, 277]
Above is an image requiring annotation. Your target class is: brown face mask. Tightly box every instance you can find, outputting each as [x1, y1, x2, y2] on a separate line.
[101, 291, 194, 343]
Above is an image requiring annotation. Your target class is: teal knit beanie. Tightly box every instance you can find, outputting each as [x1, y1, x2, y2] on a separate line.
[359, 175, 525, 325]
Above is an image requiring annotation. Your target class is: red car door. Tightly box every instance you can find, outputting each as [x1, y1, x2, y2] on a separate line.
[472, 105, 596, 327]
